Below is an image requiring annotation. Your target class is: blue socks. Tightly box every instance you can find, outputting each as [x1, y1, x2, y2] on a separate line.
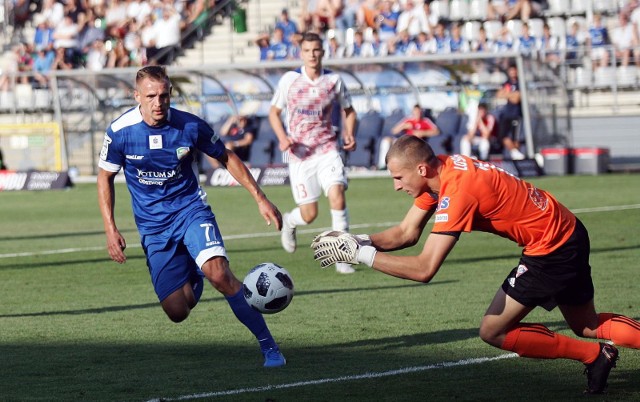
[225, 288, 277, 353]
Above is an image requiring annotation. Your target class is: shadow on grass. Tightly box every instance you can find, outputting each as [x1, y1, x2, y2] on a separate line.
[1, 335, 638, 402]
[0, 281, 454, 319]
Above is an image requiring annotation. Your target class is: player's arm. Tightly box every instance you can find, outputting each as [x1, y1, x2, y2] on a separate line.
[371, 232, 458, 283]
[218, 148, 283, 230]
[268, 105, 292, 152]
[342, 106, 357, 151]
[97, 168, 127, 264]
[391, 118, 409, 135]
[369, 204, 434, 251]
[411, 125, 439, 139]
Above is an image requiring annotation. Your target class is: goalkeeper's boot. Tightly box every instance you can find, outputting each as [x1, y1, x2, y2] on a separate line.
[335, 262, 355, 274]
[281, 213, 297, 253]
[584, 342, 618, 394]
[263, 347, 286, 368]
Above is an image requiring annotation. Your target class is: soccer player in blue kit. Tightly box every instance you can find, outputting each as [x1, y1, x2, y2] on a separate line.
[97, 66, 287, 367]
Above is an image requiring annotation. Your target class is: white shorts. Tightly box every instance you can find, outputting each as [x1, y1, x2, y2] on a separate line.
[288, 150, 347, 205]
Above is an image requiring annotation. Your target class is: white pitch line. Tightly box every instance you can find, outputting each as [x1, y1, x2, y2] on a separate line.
[2, 203, 639, 259]
[145, 353, 519, 402]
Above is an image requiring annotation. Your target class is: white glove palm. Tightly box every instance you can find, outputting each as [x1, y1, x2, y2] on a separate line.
[311, 232, 376, 268]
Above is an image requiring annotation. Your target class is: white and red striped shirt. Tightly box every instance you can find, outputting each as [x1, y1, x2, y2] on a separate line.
[271, 66, 352, 161]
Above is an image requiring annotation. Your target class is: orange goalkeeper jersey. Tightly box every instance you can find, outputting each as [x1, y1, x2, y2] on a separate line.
[414, 155, 576, 256]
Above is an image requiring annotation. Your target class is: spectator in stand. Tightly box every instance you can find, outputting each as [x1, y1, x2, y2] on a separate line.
[299, 0, 319, 32]
[77, 9, 106, 65]
[471, 26, 494, 52]
[53, 15, 81, 68]
[276, 9, 299, 42]
[408, 31, 433, 55]
[39, 0, 66, 29]
[15, 43, 34, 86]
[490, 0, 541, 22]
[267, 27, 292, 60]
[429, 22, 450, 54]
[313, 0, 343, 30]
[127, 33, 148, 66]
[538, 22, 560, 66]
[587, 13, 610, 70]
[127, 0, 153, 22]
[396, 0, 430, 38]
[377, 104, 439, 169]
[288, 33, 303, 59]
[336, 0, 363, 33]
[495, 64, 525, 160]
[460, 102, 497, 161]
[85, 39, 108, 70]
[51, 47, 74, 70]
[255, 33, 271, 61]
[105, 0, 128, 32]
[140, 14, 158, 62]
[32, 48, 56, 87]
[376, 0, 399, 42]
[345, 29, 366, 57]
[65, 0, 86, 23]
[33, 15, 55, 52]
[514, 22, 537, 57]
[152, 4, 182, 65]
[563, 20, 584, 64]
[449, 23, 470, 53]
[388, 29, 414, 55]
[324, 35, 345, 58]
[493, 26, 514, 53]
[107, 38, 131, 68]
[357, 0, 380, 30]
[218, 114, 257, 164]
[611, 12, 639, 67]
[362, 28, 388, 57]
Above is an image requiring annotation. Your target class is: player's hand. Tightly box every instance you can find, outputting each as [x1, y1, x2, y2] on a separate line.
[278, 137, 294, 152]
[258, 198, 283, 231]
[311, 232, 376, 268]
[342, 135, 356, 151]
[106, 229, 127, 264]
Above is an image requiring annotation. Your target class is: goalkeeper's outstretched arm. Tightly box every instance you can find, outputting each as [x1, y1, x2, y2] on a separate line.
[369, 205, 435, 251]
[371, 232, 458, 283]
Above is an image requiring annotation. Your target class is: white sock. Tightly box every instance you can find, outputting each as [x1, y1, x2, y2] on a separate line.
[287, 207, 307, 228]
[330, 208, 349, 232]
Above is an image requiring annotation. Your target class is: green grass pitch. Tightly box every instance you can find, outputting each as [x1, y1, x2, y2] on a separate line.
[0, 173, 639, 401]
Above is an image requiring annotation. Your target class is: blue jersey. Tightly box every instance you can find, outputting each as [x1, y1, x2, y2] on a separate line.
[98, 106, 226, 235]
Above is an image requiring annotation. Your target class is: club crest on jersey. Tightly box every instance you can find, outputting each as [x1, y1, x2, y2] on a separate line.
[528, 186, 548, 211]
[437, 197, 450, 211]
[509, 264, 528, 287]
[176, 147, 190, 160]
[149, 135, 162, 150]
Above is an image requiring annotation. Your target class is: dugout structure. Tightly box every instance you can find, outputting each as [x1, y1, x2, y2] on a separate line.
[0, 51, 571, 175]
[0, 123, 65, 171]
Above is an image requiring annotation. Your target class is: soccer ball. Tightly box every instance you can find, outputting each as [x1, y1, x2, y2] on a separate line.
[242, 262, 294, 314]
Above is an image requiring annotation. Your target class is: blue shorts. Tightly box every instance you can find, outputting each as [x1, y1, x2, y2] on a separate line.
[141, 209, 228, 302]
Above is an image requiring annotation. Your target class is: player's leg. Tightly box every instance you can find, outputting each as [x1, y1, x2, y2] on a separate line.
[281, 157, 322, 253]
[561, 301, 640, 348]
[143, 233, 204, 323]
[320, 151, 354, 274]
[184, 212, 286, 367]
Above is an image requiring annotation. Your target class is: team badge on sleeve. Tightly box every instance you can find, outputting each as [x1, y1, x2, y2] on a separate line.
[100, 134, 112, 161]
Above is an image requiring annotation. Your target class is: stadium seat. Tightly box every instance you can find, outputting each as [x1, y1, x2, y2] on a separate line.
[448, 0, 469, 21]
[349, 110, 383, 168]
[527, 18, 545, 38]
[571, 0, 589, 14]
[593, 0, 616, 14]
[381, 108, 405, 138]
[429, 0, 449, 20]
[249, 116, 277, 167]
[468, 0, 488, 20]
[483, 20, 503, 41]
[617, 66, 638, 87]
[547, 17, 567, 40]
[546, 0, 570, 16]
[572, 66, 593, 88]
[506, 19, 523, 38]
[432, 107, 462, 155]
[462, 21, 482, 42]
[594, 66, 615, 88]
[15, 84, 33, 111]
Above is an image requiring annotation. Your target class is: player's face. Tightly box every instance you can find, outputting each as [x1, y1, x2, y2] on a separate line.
[135, 77, 171, 127]
[301, 40, 324, 70]
[387, 157, 429, 198]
